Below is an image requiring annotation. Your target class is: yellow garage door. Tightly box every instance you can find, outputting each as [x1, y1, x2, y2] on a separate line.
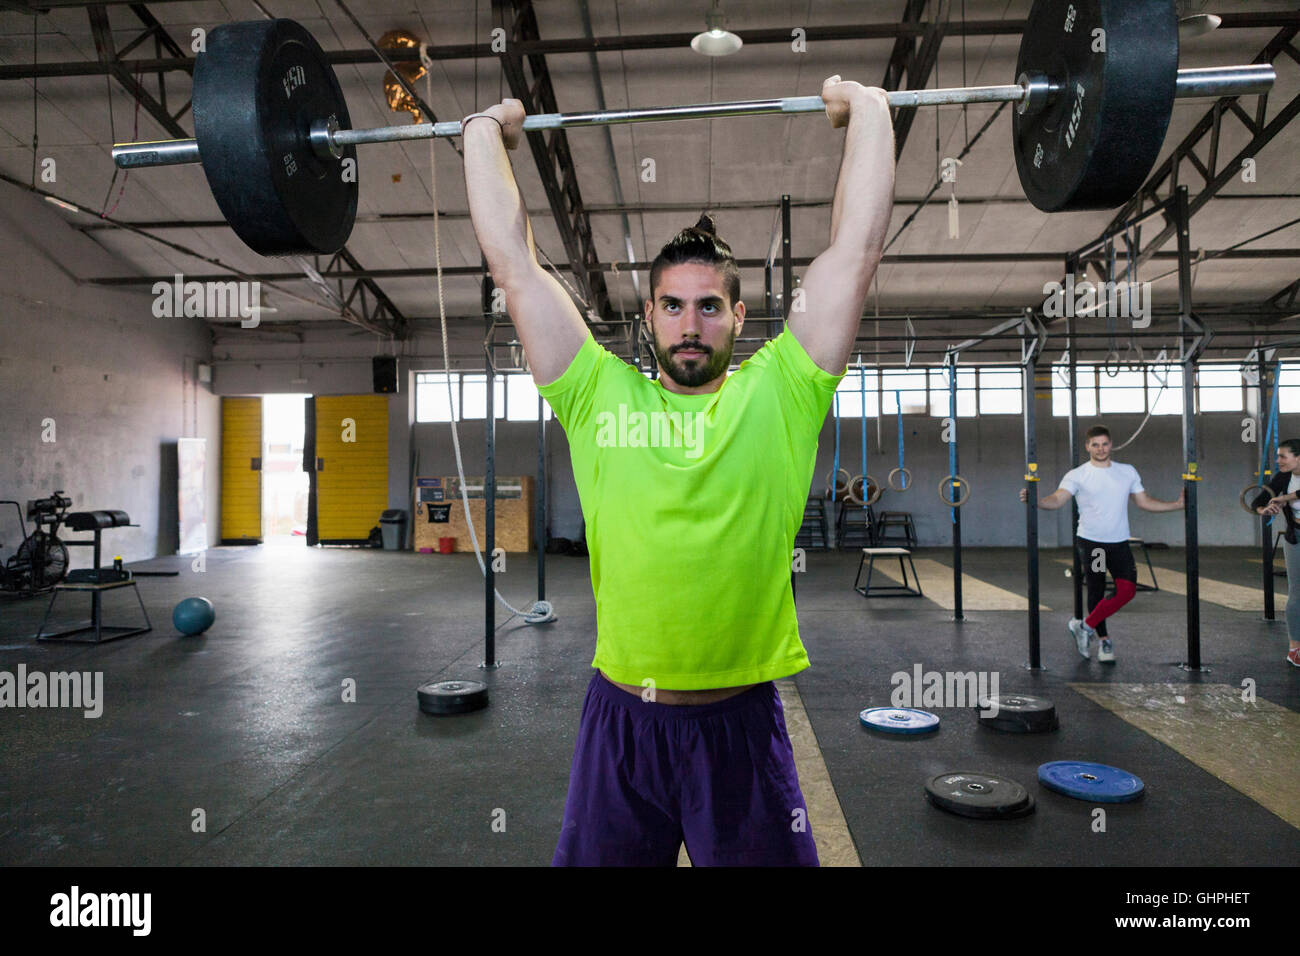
[221, 397, 262, 543]
[315, 395, 389, 542]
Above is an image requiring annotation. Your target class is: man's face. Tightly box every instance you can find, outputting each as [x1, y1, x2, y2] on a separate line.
[645, 263, 743, 390]
[1087, 435, 1112, 461]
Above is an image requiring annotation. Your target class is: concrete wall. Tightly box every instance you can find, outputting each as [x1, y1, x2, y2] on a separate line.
[0, 182, 221, 570]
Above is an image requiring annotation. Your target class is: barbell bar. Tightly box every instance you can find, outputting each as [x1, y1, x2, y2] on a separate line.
[111, 65, 1274, 171]
[100, 2, 1279, 258]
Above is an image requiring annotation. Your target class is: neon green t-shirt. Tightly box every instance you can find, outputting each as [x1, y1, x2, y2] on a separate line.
[537, 328, 844, 690]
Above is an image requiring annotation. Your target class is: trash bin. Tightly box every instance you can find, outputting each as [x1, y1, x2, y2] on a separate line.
[379, 509, 407, 550]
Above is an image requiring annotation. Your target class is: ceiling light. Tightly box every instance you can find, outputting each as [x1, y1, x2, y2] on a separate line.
[1178, 14, 1222, 39]
[43, 196, 84, 214]
[691, 2, 742, 57]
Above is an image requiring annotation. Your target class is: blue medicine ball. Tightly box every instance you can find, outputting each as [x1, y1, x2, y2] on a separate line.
[173, 596, 215, 636]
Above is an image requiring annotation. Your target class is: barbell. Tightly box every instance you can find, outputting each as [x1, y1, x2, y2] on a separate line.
[109, 0, 1275, 257]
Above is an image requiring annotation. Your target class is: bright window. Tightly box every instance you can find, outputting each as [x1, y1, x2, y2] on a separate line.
[928, 368, 977, 417]
[881, 369, 928, 414]
[415, 372, 459, 423]
[836, 367, 879, 418]
[978, 368, 1023, 414]
[1148, 366, 1183, 415]
[1098, 368, 1145, 413]
[505, 373, 553, 422]
[461, 374, 506, 420]
[1052, 365, 1097, 417]
[1197, 364, 1242, 412]
[1278, 362, 1300, 414]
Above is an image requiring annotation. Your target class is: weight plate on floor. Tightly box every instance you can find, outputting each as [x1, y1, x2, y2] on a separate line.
[859, 707, 940, 735]
[193, 19, 358, 256]
[1038, 760, 1145, 802]
[417, 679, 489, 715]
[925, 771, 1036, 819]
[1013, 0, 1178, 211]
[976, 693, 1059, 733]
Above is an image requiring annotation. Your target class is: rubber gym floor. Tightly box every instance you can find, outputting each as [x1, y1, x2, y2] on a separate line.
[1, 541, 1297, 867]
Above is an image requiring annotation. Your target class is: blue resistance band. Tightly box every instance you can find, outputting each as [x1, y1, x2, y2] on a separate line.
[832, 392, 841, 496]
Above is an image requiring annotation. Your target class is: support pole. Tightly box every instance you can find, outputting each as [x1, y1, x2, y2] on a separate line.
[1023, 311, 1042, 670]
[781, 194, 792, 330]
[1175, 186, 1204, 671]
[1065, 300, 1083, 622]
[538, 392, 547, 604]
[947, 356, 964, 621]
[483, 260, 498, 669]
[1259, 352, 1275, 620]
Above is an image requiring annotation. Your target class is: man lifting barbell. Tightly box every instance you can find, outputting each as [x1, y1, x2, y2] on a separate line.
[463, 76, 891, 866]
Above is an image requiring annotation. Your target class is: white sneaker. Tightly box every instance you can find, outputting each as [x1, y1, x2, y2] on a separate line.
[1068, 618, 1095, 659]
[1098, 638, 1115, 663]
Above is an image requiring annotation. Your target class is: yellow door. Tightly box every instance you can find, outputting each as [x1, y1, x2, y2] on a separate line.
[220, 397, 263, 543]
[314, 395, 389, 542]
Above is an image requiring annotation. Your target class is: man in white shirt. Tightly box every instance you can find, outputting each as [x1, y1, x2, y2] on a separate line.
[1020, 425, 1184, 662]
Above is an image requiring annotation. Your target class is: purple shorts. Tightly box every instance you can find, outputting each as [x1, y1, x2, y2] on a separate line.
[552, 672, 819, 867]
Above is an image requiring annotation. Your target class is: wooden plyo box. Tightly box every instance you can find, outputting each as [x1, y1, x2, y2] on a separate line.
[413, 475, 535, 553]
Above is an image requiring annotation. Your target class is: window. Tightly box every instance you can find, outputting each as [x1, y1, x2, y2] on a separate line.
[1278, 362, 1300, 414]
[461, 374, 506, 420]
[881, 369, 927, 415]
[1148, 365, 1183, 415]
[1197, 364, 1243, 412]
[505, 373, 554, 422]
[978, 368, 1023, 414]
[835, 367, 878, 418]
[1098, 368, 1145, 413]
[1052, 365, 1097, 417]
[416, 372, 459, 423]
[928, 368, 977, 417]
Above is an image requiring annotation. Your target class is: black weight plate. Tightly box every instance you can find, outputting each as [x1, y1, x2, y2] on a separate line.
[976, 693, 1059, 733]
[418, 679, 489, 715]
[925, 771, 1036, 820]
[1013, 0, 1178, 211]
[194, 19, 357, 256]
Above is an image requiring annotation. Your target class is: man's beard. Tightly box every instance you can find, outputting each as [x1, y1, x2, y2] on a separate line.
[652, 327, 735, 388]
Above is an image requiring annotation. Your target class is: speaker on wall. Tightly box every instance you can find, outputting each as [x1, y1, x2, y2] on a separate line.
[373, 356, 398, 393]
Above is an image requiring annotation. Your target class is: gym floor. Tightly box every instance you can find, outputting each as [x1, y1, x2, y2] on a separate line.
[2, 541, 1296, 867]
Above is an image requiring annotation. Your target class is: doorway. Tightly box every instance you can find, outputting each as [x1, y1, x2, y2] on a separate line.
[262, 394, 310, 540]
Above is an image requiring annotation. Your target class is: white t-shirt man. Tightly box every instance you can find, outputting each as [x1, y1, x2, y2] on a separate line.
[1289, 473, 1300, 519]
[1059, 461, 1144, 543]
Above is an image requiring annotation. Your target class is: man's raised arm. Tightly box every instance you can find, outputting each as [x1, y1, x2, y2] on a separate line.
[790, 76, 896, 376]
[463, 100, 590, 386]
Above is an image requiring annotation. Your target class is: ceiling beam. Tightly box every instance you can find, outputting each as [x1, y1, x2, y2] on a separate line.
[83, 248, 1300, 286]
[5, 13, 1299, 80]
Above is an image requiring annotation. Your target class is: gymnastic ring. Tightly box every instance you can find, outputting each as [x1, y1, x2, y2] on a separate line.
[1102, 350, 1121, 378]
[849, 474, 883, 506]
[1239, 483, 1271, 514]
[939, 474, 971, 507]
[887, 467, 912, 492]
[826, 467, 851, 500]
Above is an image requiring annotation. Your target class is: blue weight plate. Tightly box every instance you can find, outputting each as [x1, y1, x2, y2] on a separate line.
[1037, 760, 1145, 803]
[859, 707, 939, 735]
